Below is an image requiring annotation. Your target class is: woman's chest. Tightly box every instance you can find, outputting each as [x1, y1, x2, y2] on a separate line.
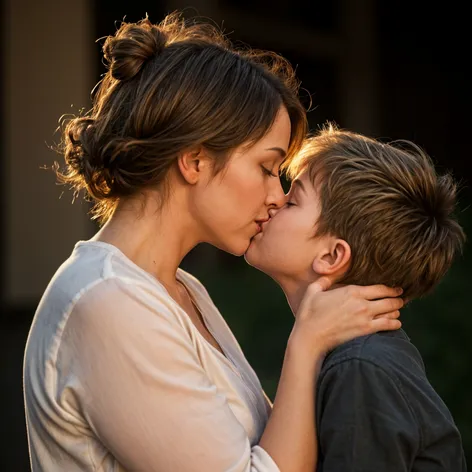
[201, 342, 269, 443]
[181, 313, 270, 444]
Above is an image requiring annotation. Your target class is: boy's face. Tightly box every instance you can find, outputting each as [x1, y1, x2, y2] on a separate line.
[245, 170, 328, 282]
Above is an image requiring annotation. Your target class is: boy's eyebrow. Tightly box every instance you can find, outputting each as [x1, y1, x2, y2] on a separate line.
[265, 147, 287, 158]
[292, 179, 306, 194]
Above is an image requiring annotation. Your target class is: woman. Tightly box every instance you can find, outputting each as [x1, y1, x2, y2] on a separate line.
[23, 13, 403, 472]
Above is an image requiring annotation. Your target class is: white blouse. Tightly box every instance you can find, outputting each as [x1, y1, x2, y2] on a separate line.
[23, 240, 279, 471]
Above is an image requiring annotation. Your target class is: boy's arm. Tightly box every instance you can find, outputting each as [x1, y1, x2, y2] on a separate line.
[317, 358, 420, 472]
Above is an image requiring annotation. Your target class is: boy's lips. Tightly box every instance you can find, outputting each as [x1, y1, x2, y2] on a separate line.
[261, 218, 271, 230]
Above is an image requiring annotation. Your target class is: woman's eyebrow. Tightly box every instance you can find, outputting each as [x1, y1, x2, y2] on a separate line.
[265, 147, 287, 158]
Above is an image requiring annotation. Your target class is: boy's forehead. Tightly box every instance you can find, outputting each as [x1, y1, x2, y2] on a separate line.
[293, 168, 309, 183]
[290, 169, 321, 198]
[288, 170, 308, 191]
[293, 168, 319, 190]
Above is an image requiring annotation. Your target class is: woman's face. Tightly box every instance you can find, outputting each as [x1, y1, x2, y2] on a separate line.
[191, 107, 291, 256]
[245, 170, 324, 281]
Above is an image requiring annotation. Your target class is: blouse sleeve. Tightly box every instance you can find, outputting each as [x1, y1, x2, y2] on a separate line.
[63, 277, 279, 472]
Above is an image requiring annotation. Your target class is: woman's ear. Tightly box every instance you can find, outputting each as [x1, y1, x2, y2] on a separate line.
[312, 238, 351, 277]
[177, 147, 210, 184]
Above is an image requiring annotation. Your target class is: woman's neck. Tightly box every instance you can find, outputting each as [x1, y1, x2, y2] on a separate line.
[92, 189, 200, 289]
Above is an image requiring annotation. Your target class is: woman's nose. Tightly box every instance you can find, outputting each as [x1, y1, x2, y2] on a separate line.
[266, 178, 287, 209]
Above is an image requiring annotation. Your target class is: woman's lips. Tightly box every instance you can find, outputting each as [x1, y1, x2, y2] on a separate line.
[255, 218, 270, 233]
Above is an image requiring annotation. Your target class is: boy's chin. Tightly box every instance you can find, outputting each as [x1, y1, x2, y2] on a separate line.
[243, 248, 257, 268]
[244, 247, 274, 278]
[244, 243, 263, 269]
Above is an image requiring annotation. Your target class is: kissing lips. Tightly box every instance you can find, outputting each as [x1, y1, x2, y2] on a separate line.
[254, 217, 270, 234]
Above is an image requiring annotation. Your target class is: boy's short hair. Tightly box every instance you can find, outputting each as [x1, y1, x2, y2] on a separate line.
[287, 123, 466, 300]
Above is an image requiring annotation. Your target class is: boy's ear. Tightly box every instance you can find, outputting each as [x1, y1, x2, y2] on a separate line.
[177, 147, 211, 184]
[312, 238, 351, 277]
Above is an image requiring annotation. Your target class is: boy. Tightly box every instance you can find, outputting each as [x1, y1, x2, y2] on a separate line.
[245, 123, 467, 470]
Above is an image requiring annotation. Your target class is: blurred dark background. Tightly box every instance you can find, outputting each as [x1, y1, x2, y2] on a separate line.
[2, 0, 471, 469]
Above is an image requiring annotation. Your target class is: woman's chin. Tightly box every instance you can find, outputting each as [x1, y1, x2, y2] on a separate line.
[217, 231, 265, 260]
[218, 238, 253, 257]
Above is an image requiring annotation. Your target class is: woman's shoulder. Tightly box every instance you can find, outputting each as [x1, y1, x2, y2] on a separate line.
[70, 275, 183, 334]
[36, 240, 183, 334]
[39, 241, 149, 300]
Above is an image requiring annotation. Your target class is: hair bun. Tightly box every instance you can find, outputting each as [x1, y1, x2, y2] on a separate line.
[103, 18, 167, 81]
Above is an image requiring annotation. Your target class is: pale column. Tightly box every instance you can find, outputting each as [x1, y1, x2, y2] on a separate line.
[3, 0, 95, 306]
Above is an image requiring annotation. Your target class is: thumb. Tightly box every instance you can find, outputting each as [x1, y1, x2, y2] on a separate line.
[307, 276, 333, 294]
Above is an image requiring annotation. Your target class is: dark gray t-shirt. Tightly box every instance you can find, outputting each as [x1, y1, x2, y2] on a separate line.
[316, 329, 467, 471]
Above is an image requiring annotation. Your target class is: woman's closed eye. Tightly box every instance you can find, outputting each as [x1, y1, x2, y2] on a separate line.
[261, 166, 278, 177]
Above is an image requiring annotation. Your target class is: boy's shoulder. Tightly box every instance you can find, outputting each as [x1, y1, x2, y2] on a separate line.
[321, 328, 426, 377]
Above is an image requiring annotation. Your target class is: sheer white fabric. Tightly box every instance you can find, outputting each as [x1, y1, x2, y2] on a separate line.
[24, 241, 278, 471]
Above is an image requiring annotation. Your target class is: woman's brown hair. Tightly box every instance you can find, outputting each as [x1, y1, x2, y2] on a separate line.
[57, 12, 307, 223]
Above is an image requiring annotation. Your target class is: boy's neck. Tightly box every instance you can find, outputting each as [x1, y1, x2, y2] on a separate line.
[278, 275, 342, 316]
[278, 277, 317, 316]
